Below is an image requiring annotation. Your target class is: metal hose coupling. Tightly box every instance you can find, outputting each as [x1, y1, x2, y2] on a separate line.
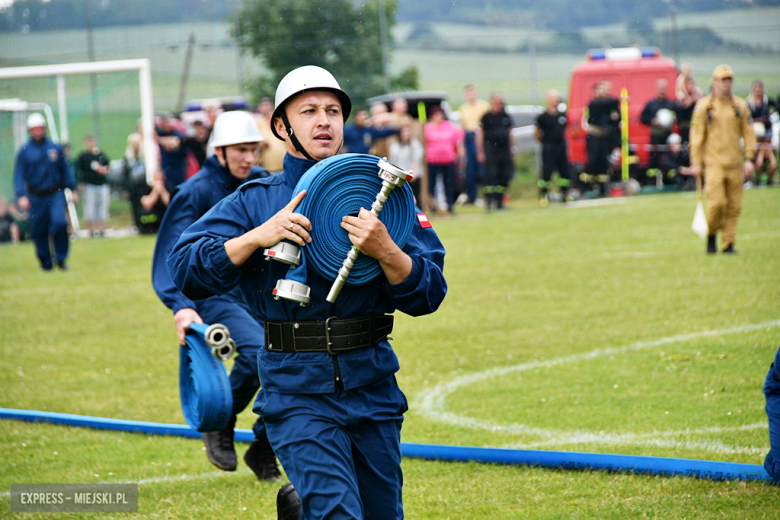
[203, 323, 235, 361]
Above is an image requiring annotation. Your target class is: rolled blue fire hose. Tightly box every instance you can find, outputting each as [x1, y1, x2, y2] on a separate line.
[179, 323, 232, 432]
[285, 153, 415, 286]
[0, 408, 772, 483]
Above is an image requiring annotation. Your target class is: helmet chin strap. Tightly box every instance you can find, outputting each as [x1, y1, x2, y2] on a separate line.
[220, 147, 233, 176]
[280, 109, 316, 161]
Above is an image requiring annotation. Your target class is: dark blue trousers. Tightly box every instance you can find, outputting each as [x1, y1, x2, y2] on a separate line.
[197, 295, 267, 440]
[763, 346, 780, 483]
[255, 376, 408, 520]
[427, 163, 456, 211]
[29, 192, 69, 269]
[464, 132, 482, 201]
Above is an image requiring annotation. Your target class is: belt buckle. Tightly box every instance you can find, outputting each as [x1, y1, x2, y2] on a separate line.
[325, 316, 338, 355]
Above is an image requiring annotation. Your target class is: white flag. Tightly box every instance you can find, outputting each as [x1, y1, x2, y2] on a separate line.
[691, 201, 708, 238]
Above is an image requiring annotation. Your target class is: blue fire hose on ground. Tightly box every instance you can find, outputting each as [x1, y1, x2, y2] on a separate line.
[179, 323, 233, 432]
[0, 408, 772, 483]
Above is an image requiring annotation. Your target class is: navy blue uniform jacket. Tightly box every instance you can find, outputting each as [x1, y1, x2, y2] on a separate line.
[14, 138, 76, 198]
[168, 153, 447, 394]
[152, 155, 270, 314]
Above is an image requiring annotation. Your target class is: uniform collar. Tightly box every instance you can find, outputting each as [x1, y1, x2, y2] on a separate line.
[282, 153, 317, 189]
[204, 155, 250, 191]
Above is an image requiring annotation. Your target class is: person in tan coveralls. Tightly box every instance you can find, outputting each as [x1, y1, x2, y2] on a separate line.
[689, 65, 756, 254]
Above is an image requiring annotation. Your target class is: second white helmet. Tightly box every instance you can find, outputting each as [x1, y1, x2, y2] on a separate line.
[271, 65, 352, 141]
[27, 112, 47, 129]
[210, 110, 264, 148]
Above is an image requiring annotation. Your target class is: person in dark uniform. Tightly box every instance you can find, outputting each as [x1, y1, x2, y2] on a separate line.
[156, 114, 188, 193]
[168, 65, 447, 520]
[640, 78, 678, 179]
[477, 92, 515, 210]
[584, 81, 620, 196]
[535, 89, 570, 205]
[182, 120, 210, 169]
[152, 111, 281, 481]
[13, 113, 77, 270]
[660, 133, 694, 190]
[746, 80, 777, 185]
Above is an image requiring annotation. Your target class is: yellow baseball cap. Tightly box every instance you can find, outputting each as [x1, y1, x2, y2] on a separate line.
[712, 64, 733, 80]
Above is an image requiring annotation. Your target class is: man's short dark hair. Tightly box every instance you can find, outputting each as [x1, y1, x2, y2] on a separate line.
[193, 120, 204, 127]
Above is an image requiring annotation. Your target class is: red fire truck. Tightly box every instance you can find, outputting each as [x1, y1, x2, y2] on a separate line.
[565, 47, 679, 179]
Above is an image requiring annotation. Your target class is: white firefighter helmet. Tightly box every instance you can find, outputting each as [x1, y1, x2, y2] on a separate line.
[210, 110, 264, 149]
[666, 133, 682, 145]
[656, 108, 675, 130]
[27, 112, 46, 129]
[624, 178, 641, 196]
[271, 65, 352, 141]
[753, 122, 766, 139]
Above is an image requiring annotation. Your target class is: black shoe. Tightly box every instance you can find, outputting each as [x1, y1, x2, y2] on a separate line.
[244, 437, 281, 482]
[57, 261, 68, 271]
[722, 244, 737, 254]
[277, 482, 301, 520]
[201, 421, 237, 471]
[707, 236, 717, 254]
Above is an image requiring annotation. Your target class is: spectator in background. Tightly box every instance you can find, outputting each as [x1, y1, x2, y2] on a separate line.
[0, 198, 20, 244]
[368, 101, 394, 158]
[676, 74, 703, 144]
[424, 106, 464, 215]
[156, 114, 188, 192]
[641, 78, 678, 178]
[675, 63, 693, 101]
[478, 92, 514, 211]
[183, 120, 210, 169]
[584, 80, 620, 196]
[389, 124, 424, 202]
[125, 127, 162, 233]
[14, 113, 77, 270]
[661, 133, 694, 191]
[7, 198, 30, 241]
[458, 85, 491, 204]
[343, 109, 399, 155]
[75, 135, 110, 237]
[255, 97, 286, 172]
[138, 171, 170, 234]
[388, 97, 413, 129]
[535, 89, 571, 205]
[746, 80, 777, 186]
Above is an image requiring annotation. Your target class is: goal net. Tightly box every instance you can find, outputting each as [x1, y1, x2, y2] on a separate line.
[0, 60, 156, 200]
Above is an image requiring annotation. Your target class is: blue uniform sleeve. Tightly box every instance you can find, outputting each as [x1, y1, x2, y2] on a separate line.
[152, 185, 201, 314]
[14, 148, 27, 198]
[168, 190, 255, 301]
[59, 146, 76, 190]
[384, 211, 447, 317]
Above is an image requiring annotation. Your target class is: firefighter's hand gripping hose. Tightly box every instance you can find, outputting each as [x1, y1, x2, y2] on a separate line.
[274, 154, 415, 305]
[179, 322, 233, 432]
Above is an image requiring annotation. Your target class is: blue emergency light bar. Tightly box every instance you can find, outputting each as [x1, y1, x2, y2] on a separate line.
[587, 47, 661, 60]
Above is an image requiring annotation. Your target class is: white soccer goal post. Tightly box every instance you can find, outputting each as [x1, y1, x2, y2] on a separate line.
[0, 59, 156, 184]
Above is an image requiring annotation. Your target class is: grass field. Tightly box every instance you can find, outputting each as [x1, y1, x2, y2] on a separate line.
[1, 187, 779, 518]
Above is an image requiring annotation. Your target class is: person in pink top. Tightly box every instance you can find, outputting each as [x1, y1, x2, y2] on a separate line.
[424, 106, 464, 214]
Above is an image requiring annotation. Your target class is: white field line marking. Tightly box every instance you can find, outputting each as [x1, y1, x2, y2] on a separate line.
[565, 198, 629, 208]
[0, 469, 254, 498]
[414, 320, 780, 454]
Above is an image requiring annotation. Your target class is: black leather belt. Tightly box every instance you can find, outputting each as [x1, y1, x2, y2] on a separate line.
[27, 184, 63, 197]
[264, 315, 393, 355]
